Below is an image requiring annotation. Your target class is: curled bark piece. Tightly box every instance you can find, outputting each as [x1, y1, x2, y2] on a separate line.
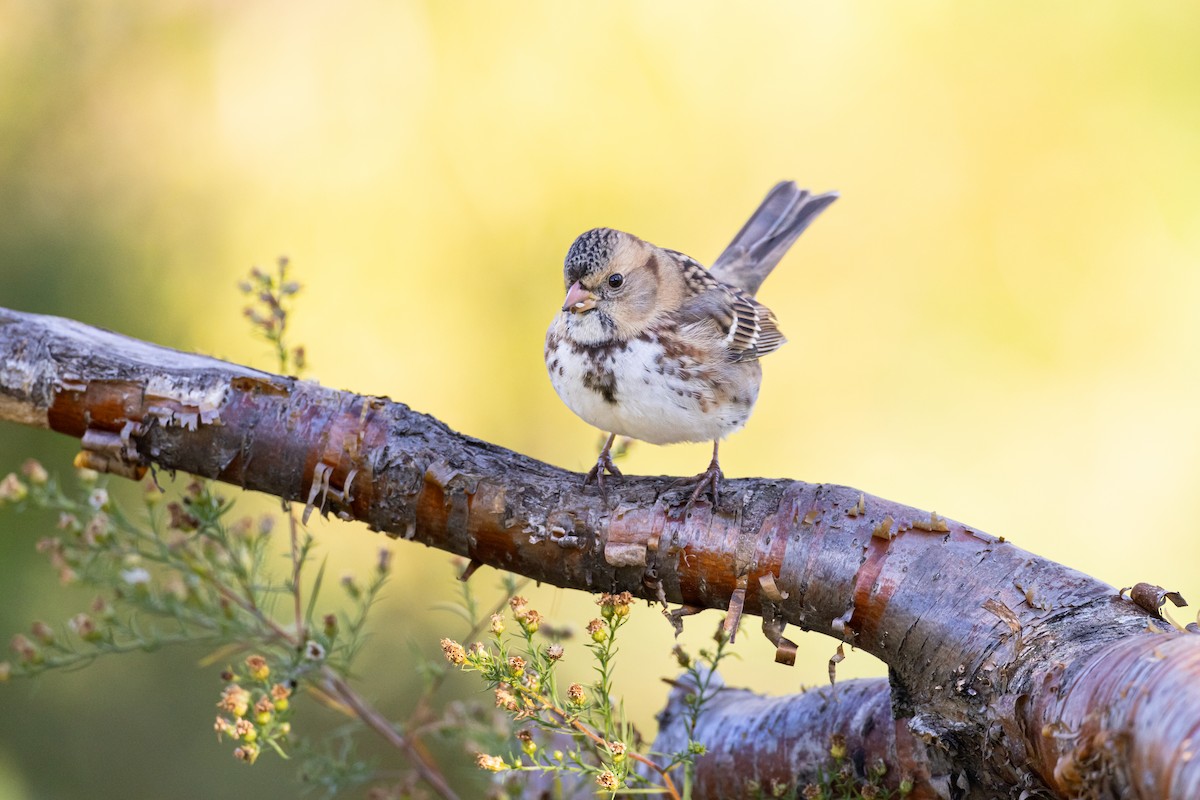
[1122, 582, 1188, 618]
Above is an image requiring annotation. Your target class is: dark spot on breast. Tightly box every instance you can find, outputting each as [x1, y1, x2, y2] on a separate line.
[582, 365, 618, 404]
[568, 338, 629, 359]
[661, 339, 702, 361]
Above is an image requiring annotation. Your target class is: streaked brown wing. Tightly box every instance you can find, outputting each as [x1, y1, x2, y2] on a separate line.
[671, 249, 787, 364]
[727, 290, 786, 362]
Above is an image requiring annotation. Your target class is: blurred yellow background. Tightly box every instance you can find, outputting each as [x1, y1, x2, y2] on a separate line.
[2, 2, 1199, 797]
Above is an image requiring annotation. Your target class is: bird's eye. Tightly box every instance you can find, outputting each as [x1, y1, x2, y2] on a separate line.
[607, 273, 624, 289]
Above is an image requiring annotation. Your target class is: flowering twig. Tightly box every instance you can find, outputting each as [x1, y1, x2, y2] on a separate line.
[441, 591, 709, 798]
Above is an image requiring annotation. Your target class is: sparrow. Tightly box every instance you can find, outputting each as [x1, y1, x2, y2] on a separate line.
[545, 181, 837, 505]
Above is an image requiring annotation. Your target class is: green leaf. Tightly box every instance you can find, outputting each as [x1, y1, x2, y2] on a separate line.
[304, 556, 328, 625]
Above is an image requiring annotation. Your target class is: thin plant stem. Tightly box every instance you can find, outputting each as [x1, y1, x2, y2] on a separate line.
[324, 669, 462, 800]
[287, 507, 304, 641]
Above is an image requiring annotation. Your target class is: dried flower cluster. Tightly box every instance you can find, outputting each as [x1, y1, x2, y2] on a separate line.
[213, 655, 294, 765]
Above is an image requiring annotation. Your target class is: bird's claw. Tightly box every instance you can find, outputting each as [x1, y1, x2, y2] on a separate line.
[584, 451, 623, 499]
[671, 460, 723, 511]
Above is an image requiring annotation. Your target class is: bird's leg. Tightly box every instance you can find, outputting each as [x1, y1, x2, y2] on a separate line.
[671, 440, 724, 509]
[691, 440, 724, 507]
[584, 432, 623, 497]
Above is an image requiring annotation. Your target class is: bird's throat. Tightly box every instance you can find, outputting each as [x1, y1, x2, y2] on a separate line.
[564, 310, 618, 345]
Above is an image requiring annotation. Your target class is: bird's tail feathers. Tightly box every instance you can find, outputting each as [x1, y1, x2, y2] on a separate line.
[709, 181, 838, 296]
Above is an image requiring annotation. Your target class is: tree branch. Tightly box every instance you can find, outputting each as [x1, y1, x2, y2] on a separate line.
[653, 677, 940, 797]
[2, 305, 1198, 799]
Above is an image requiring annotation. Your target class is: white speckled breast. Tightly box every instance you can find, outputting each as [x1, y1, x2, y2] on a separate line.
[545, 318, 760, 445]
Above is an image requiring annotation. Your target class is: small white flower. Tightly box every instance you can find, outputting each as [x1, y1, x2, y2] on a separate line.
[120, 567, 151, 585]
[304, 640, 326, 661]
[88, 488, 109, 511]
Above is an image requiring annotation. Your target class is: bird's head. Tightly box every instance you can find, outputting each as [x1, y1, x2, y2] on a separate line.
[559, 228, 669, 344]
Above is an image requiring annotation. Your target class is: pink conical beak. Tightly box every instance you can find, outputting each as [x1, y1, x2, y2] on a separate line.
[562, 280, 597, 313]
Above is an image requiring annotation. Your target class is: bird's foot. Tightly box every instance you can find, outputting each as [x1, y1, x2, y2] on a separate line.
[671, 458, 723, 511]
[584, 449, 623, 499]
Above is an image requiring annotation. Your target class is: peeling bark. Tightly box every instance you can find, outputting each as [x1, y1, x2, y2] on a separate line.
[2, 306, 1198, 799]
